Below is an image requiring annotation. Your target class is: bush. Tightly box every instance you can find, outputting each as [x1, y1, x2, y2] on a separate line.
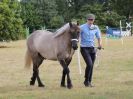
[0, 1, 25, 41]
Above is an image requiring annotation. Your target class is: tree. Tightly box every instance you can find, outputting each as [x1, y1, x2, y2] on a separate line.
[0, 0, 25, 41]
[112, 0, 133, 19]
[20, 0, 132, 31]
[76, 3, 124, 28]
[55, 0, 72, 22]
[20, 0, 58, 31]
[20, 0, 40, 32]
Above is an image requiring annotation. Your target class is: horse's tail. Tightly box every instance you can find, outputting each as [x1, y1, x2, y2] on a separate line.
[25, 49, 32, 69]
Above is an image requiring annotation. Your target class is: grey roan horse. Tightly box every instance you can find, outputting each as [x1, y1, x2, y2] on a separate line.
[25, 22, 80, 89]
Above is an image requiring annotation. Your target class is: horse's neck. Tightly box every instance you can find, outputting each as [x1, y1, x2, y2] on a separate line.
[56, 30, 72, 52]
[53, 30, 76, 60]
[54, 23, 71, 38]
[60, 30, 71, 45]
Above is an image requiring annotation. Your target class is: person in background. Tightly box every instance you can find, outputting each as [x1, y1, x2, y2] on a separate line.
[80, 14, 102, 87]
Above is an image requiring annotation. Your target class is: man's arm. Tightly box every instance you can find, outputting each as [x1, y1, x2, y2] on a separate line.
[97, 38, 102, 49]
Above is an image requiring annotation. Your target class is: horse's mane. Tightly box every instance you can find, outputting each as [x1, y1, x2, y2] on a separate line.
[54, 23, 70, 38]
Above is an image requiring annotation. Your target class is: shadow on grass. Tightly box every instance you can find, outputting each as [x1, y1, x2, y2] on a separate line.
[0, 85, 43, 93]
[0, 46, 15, 48]
[0, 46, 11, 48]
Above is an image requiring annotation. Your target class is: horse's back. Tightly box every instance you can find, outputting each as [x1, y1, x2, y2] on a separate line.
[27, 30, 53, 43]
[27, 30, 58, 60]
[27, 30, 53, 47]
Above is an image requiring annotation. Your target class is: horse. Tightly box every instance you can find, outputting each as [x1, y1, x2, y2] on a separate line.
[25, 22, 80, 89]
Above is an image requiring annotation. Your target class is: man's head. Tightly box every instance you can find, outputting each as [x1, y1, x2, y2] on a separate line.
[86, 14, 95, 25]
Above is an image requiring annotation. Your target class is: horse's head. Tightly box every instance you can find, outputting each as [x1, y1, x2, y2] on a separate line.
[69, 22, 80, 50]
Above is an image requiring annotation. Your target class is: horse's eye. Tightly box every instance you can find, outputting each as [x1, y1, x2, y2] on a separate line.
[77, 31, 80, 34]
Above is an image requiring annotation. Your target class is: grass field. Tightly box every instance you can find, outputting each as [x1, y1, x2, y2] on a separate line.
[0, 37, 133, 99]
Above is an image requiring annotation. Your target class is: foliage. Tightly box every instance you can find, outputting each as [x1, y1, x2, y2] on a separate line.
[0, 0, 25, 41]
[20, 0, 57, 32]
[102, 11, 125, 27]
[0, 0, 133, 40]
[55, 0, 69, 21]
[112, 0, 133, 18]
[76, 3, 125, 29]
[20, 0, 133, 31]
[49, 16, 64, 29]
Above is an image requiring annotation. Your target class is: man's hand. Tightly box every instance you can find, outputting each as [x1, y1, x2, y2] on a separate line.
[98, 46, 102, 50]
[97, 38, 102, 50]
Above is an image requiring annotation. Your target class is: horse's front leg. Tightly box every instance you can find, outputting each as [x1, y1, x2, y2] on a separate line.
[60, 69, 66, 87]
[66, 68, 72, 89]
[60, 58, 72, 87]
[59, 59, 73, 89]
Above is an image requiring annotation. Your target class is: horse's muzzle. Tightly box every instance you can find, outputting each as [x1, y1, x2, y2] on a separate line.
[72, 45, 78, 50]
[71, 39, 78, 50]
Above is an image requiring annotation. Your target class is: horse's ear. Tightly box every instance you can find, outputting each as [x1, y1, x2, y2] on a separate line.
[77, 21, 80, 26]
[69, 22, 72, 28]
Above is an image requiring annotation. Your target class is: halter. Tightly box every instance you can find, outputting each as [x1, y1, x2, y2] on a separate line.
[71, 39, 79, 42]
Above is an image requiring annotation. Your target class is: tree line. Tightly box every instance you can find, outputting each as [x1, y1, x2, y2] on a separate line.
[0, 0, 133, 40]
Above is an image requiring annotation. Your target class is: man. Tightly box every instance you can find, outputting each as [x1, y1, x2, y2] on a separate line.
[80, 14, 102, 87]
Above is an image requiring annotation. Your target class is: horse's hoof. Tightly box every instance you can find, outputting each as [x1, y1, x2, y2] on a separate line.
[84, 81, 89, 87]
[67, 84, 73, 89]
[60, 84, 66, 87]
[30, 81, 35, 86]
[38, 84, 45, 87]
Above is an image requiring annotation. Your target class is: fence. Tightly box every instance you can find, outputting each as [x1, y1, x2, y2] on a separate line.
[106, 20, 132, 38]
[120, 20, 132, 36]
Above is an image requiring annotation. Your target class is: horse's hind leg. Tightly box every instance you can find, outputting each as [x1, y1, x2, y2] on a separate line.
[59, 59, 72, 89]
[30, 66, 37, 85]
[30, 53, 44, 87]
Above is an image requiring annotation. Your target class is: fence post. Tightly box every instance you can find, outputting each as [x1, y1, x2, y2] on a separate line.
[131, 22, 133, 36]
[120, 20, 122, 36]
[26, 27, 29, 39]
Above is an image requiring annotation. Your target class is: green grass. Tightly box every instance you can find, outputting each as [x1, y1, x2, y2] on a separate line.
[0, 37, 133, 99]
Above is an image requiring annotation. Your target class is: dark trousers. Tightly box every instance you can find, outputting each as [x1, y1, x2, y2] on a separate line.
[80, 47, 96, 83]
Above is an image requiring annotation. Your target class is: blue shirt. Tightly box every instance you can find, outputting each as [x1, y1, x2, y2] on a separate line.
[80, 23, 101, 47]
